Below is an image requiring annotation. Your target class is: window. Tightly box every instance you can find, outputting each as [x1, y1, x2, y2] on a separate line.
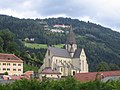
[7, 63, 10, 66]
[48, 50, 50, 56]
[3, 68, 6, 71]
[73, 71, 76, 75]
[13, 69, 16, 71]
[18, 69, 21, 71]
[13, 64, 16, 66]
[3, 63, 6, 65]
[7, 68, 10, 71]
[48, 59, 50, 67]
[61, 68, 62, 72]
[18, 64, 21, 66]
[0, 63, 1, 65]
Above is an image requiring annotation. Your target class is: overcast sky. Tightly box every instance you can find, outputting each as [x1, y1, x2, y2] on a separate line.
[0, 0, 120, 32]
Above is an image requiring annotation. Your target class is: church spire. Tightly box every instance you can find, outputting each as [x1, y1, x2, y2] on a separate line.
[66, 25, 76, 44]
[65, 25, 77, 57]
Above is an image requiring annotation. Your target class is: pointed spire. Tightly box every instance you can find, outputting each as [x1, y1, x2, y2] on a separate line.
[66, 25, 76, 44]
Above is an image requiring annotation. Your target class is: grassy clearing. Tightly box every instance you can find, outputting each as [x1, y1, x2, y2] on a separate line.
[24, 42, 64, 49]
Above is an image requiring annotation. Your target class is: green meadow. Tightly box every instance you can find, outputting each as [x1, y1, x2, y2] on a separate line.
[24, 42, 64, 49]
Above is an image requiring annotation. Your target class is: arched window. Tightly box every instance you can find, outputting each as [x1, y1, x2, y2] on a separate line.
[73, 71, 75, 75]
[48, 59, 50, 67]
[48, 50, 50, 56]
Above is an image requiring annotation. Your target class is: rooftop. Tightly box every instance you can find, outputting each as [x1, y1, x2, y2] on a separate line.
[40, 67, 61, 74]
[0, 53, 23, 63]
[74, 70, 120, 82]
[49, 47, 71, 58]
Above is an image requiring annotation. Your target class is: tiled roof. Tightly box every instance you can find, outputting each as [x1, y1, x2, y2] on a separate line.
[74, 70, 120, 82]
[24, 71, 34, 78]
[0, 53, 23, 63]
[40, 67, 61, 74]
[49, 47, 71, 58]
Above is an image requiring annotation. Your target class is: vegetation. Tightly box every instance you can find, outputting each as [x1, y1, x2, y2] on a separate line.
[0, 78, 120, 90]
[23, 64, 39, 72]
[24, 42, 64, 49]
[0, 15, 120, 71]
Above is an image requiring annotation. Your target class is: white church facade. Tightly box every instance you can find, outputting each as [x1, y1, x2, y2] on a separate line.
[39, 26, 89, 79]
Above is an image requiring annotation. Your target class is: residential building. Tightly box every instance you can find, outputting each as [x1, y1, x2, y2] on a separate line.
[0, 53, 23, 75]
[39, 26, 89, 79]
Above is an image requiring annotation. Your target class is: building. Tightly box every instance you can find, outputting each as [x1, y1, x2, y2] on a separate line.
[53, 24, 70, 28]
[0, 53, 23, 75]
[39, 26, 89, 79]
[74, 70, 120, 82]
[51, 29, 64, 33]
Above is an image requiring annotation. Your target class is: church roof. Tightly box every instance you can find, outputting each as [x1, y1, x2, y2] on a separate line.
[48, 47, 71, 58]
[73, 48, 82, 58]
[66, 26, 76, 44]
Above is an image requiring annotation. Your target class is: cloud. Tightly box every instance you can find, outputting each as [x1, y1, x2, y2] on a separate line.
[0, 0, 120, 32]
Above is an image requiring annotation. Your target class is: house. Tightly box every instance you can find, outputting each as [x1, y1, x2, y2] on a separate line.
[74, 70, 120, 82]
[40, 67, 61, 79]
[51, 29, 64, 33]
[0, 53, 23, 75]
[39, 26, 89, 79]
[53, 24, 70, 28]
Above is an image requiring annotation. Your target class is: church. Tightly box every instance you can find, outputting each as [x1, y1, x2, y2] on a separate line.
[39, 26, 89, 79]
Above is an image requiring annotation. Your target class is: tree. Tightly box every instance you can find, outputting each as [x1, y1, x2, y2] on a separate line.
[0, 29, 15, 52]
[109, 63, 119, 70]
[97, 61, 111, 71]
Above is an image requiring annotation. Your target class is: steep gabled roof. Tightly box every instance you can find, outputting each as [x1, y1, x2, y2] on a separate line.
[66, 26, 76, 44]
[0, 53, 23, 63]
[49, 47, 71, 58]
[73, 48, 82, 58]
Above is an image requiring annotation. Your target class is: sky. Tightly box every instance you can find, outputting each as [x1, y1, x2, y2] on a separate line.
[0, 0, 120, 32]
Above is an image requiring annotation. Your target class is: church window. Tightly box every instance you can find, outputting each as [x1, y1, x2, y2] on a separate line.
[73, 71, 75, 75]
[61, 68, 62, 72]
[48, 59, 50, 67]
[82, 61, 84, 71]
[48, 50, 50, 56]
[56, 59, 57, 63]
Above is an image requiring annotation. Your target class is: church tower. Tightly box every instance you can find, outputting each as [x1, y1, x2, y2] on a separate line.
[65, 26, 77, 57]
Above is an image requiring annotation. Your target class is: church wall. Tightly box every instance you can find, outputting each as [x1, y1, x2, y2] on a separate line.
[52, 56, 71, 76]
[80, 48, 88, 73]
[43, 49, 54, 68]
[72, 58, 81, 70]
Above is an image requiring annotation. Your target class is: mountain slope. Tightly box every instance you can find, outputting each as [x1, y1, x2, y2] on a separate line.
[0, 15, 120, 71]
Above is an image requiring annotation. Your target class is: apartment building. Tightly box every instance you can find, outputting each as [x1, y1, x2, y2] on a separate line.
[0, 53, 23, 75]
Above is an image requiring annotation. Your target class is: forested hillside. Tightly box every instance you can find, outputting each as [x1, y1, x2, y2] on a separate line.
[0, 15, 120, 71]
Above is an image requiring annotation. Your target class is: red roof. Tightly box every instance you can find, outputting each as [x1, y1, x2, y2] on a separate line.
[24, 71, 34, 78]
[10, 75, 21, 80]
[0, 53, 23, 63]
[41, 67, 61, 74]
[74, 70, 120, 82]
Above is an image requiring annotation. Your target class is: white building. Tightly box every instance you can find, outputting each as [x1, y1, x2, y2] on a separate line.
[39, 26, 89, 79]
[51, 29, 64, 33]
